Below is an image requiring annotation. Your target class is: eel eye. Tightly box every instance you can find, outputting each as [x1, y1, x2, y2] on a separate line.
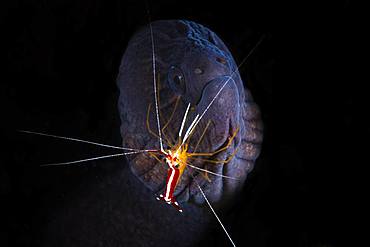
[173, 75, 183, 84]
[194, 68, 203, 74]
[168, 66, 186, 95]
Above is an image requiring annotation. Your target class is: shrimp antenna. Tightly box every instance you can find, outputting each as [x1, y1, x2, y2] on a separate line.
[40, 150, 147, 167]
[146, 4, 165, 154]
[189, 34, 265, 133]
[17, 130, 143, 151]
[182, 114, 200, 145]
[187, 163, 240, 180]
[178, 103, 191, 139]
[192, 174, 236, 247]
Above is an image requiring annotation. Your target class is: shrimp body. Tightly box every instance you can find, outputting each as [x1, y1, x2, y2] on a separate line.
[155, 142, 190, 212]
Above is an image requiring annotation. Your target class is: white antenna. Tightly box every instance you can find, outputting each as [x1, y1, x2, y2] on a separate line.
[148, 22, 165, 153]
[178, 103, 191, 138]
[40, 150, 146, 167]
[187, 163, 239, 180]
[17, 130, 141, 151]
[193, 177, 236, 247]
[182, 114, 200, 145]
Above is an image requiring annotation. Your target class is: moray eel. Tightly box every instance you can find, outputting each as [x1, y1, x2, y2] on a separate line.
[117, 20, 263, 207]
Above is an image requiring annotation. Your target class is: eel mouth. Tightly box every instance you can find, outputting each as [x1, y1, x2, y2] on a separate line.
[125, 75, 244, 204]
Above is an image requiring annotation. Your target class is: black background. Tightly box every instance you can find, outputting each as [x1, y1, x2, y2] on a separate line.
[1, 0, 355, 246]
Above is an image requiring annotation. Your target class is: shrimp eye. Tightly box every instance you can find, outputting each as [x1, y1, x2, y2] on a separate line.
[168, 66, 186, 95]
